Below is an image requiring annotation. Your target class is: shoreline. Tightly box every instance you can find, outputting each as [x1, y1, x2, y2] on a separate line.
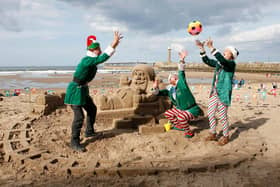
[0, 71, 279, 91]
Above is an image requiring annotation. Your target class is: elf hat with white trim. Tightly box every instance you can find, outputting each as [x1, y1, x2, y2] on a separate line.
[87, 35, 100, 50]
[225, 46, 239, 60]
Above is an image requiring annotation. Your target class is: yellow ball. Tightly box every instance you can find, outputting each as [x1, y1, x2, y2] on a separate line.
[187, 20, 203, 35]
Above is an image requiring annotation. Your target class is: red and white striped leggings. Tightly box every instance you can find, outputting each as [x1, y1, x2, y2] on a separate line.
[208, 93, 229, 137]
[164, 107, 194, 132]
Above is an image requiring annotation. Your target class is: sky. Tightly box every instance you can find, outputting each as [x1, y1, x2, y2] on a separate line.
[0, 0, 280, 66]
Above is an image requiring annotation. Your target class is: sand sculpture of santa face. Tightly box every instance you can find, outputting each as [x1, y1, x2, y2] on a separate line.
[131, 64, 155, 93]
[95, 64, 157, 110]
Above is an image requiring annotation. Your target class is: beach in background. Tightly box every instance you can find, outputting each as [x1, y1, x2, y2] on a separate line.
[1, 64, 280, 186]
[1, 64, 279, 91]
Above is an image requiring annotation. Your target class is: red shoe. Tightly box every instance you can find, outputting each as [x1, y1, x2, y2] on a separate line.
[184, 131, 194, 138]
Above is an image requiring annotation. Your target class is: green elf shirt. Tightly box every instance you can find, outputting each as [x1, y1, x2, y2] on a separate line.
[64, 46, 115, 106]
[153, 64, 203, 117]
[201, 49, 236, 106]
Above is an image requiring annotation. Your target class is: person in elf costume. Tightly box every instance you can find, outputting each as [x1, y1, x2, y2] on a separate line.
[64, 31, 123, 152]
[152, 50, 203, 138]
[195, 39, 239, 146]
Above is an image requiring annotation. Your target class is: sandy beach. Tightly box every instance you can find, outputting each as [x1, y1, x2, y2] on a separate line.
[0, 71, 280, 186]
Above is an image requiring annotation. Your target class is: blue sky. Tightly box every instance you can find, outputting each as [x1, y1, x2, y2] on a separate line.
[0, 0, 280, 66]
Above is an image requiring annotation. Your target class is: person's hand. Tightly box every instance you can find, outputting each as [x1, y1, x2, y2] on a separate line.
[195, 40, 206, 53]
[195, 40, 205, 49]
[178, 50, 187, 62]
[153, 79, 159, 89]
[205, 38, 214, 50]
[111, 31, 123, 49]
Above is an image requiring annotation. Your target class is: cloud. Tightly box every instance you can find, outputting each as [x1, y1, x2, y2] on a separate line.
[215, 25, 234, 36]
[60, 0, 280, 34]
[86, 14, 128, 32]
[0, 0, 68, 32]
[0, 29, 63, 40]
[0, 0, 21, 32]
[0, 0, 279, 65]
[230, 24, 280, 43]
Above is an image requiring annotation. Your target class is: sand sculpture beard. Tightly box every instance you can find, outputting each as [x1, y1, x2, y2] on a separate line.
[131, 70, 148, 94]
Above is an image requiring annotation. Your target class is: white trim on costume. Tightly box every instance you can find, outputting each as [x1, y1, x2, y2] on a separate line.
[216, 60, 223, 67]
[211, 49, 219, 56]
[166, 85, 177, 99]
[86, 50, 98, 57]
[104, 46, 115, 56]
[200, 54, 207, 58]
[178, 63, 185, 71]
[166, 85, 172, 91]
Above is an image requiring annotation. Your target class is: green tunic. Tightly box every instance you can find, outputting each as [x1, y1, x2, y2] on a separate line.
[158, 67, 203, 117]
[64, 53, 110, 106]
[201, 50, 236, 106]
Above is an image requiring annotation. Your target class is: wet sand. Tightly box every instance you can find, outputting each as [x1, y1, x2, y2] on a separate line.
[0, 71, 280, 186]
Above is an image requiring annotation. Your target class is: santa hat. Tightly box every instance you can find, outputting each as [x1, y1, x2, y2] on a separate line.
[87, 35, 100, 50]
[225, 46, 239, 60]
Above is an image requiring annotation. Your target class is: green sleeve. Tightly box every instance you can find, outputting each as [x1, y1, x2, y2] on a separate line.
[178, 70, 188, 89]
[158, 89, 169, 96]
[202, 56, 218, 68]
[85, 53, 110, 66]
[214, 52, 235, 71]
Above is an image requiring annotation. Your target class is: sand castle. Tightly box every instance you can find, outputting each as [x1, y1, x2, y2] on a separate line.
[32, 93, 65, 115]
[94, 64, 171, 132]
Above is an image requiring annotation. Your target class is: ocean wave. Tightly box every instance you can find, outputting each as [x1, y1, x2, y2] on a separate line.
[0, 69, 131, 76]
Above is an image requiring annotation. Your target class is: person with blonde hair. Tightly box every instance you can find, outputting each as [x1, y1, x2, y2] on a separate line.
[152, 51, 203, 138]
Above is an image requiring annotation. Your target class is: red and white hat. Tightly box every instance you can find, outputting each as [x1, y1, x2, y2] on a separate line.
[87, 35, 99, 50]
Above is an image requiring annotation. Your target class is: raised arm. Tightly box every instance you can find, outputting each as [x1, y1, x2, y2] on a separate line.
[93, 46, 114, 65]
[211, 49, 235, 71]
[151, 79, 169, 96]
[205, 39, 235, 71]
[177, 50, 187, 86]
[88, 31, 123, 65]
[177, 50, 195, 91]
[195, 40, 217, 68]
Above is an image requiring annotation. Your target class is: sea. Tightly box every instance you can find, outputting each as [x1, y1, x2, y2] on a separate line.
[0, 66, 211, 90]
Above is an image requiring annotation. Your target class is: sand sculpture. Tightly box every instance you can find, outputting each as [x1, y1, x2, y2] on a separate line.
[96, 64, 160, 110]
[95, 64, 171, 131]
[32, 93, 65, 115]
